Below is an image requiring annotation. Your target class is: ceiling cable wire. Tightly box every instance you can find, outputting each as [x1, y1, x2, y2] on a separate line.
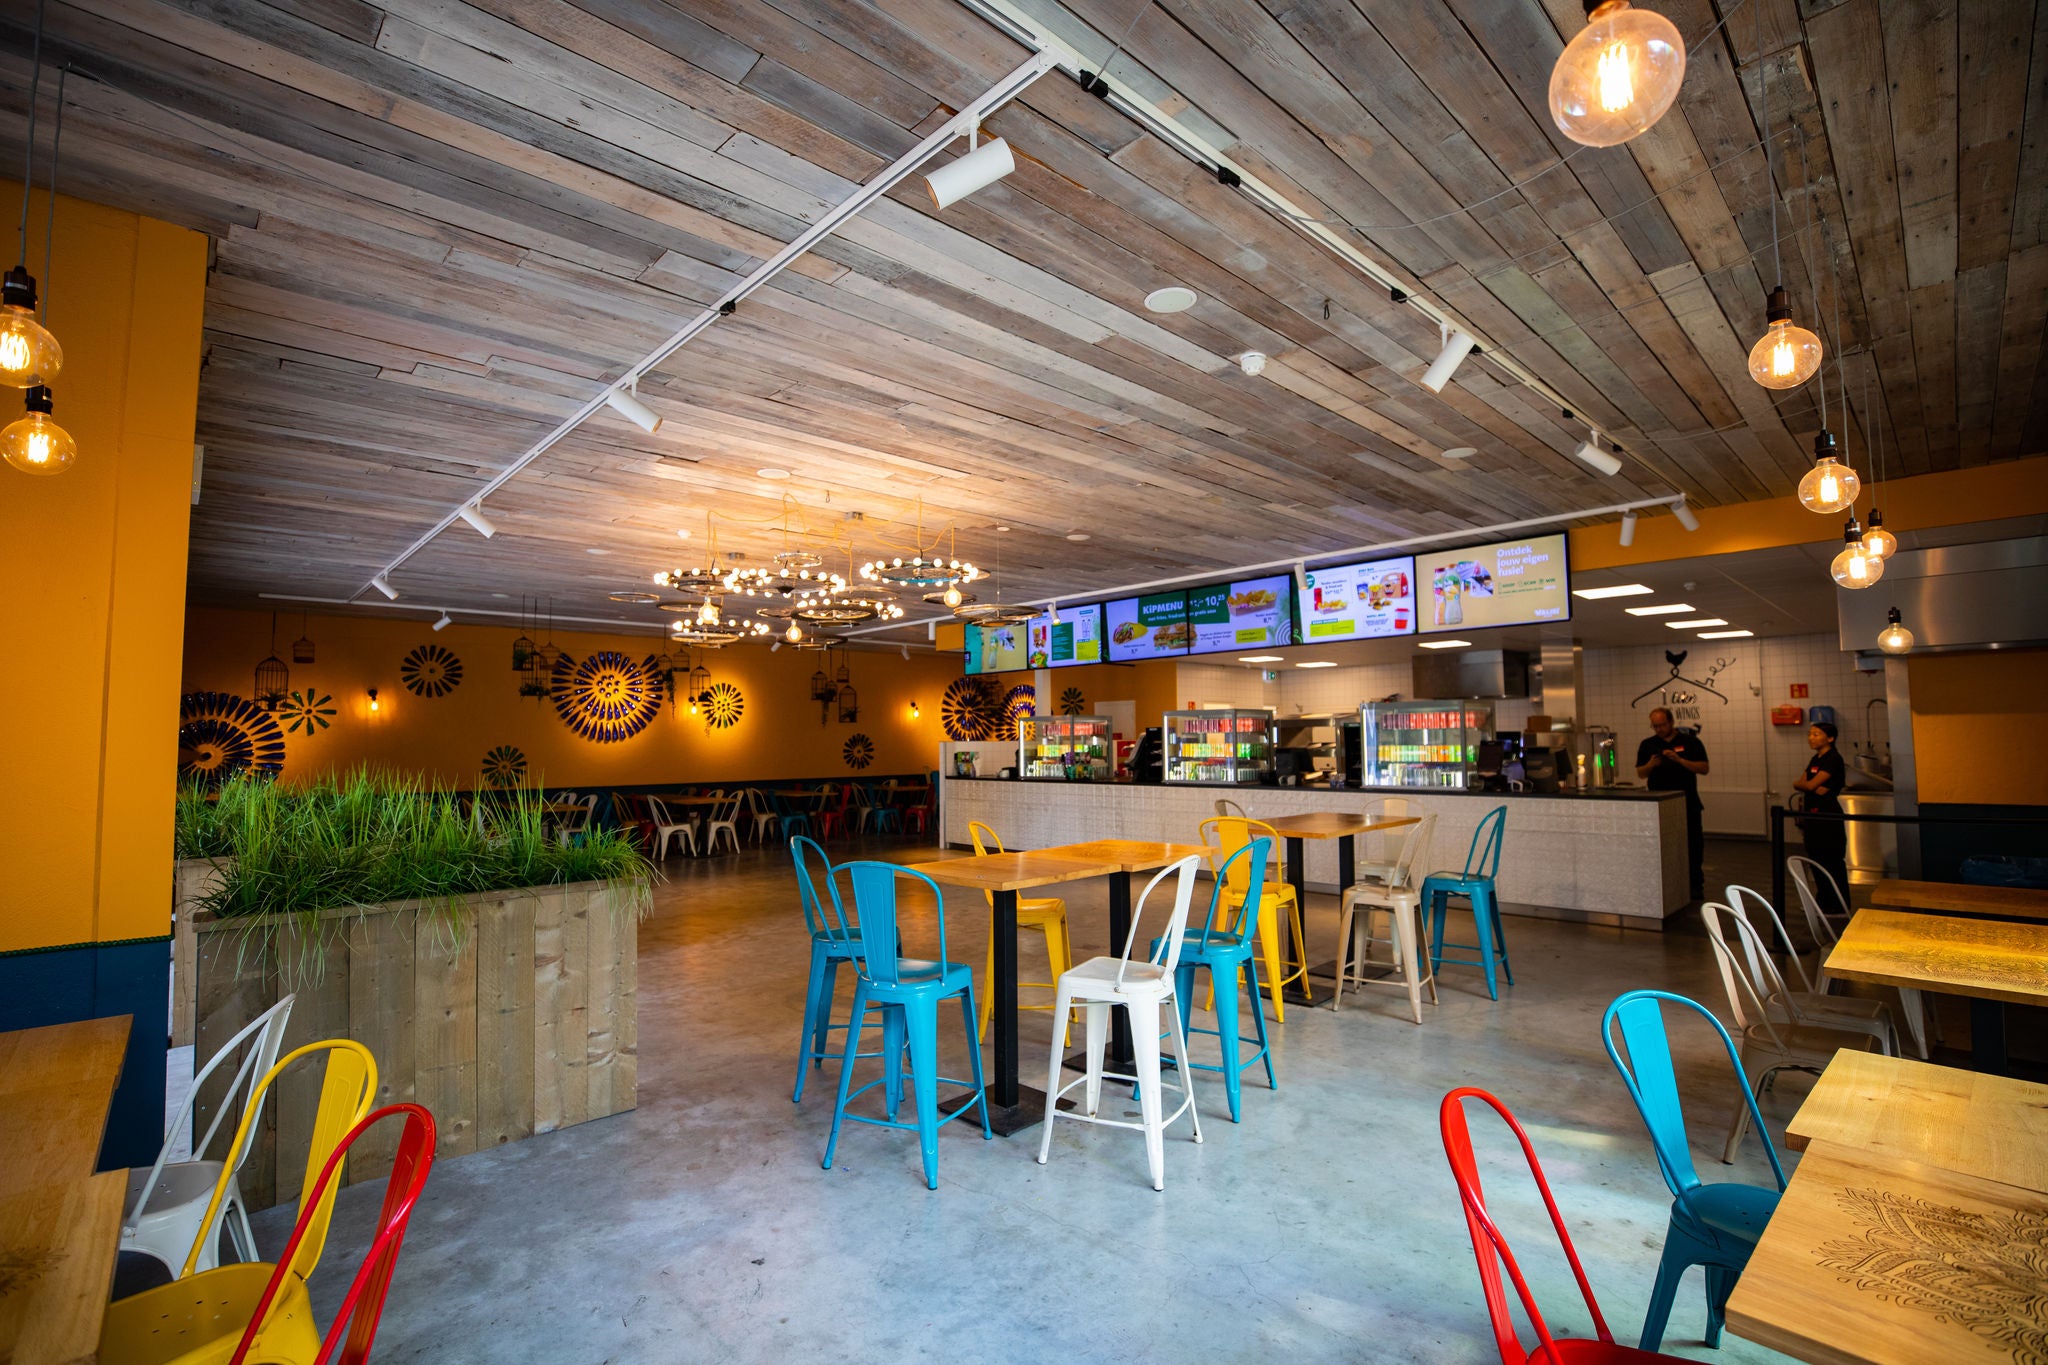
[39, 65, 64, 323]
[14, 0, 44, 265]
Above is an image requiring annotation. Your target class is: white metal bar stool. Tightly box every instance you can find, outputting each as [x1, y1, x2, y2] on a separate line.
[1333, 814, 1439, 1023]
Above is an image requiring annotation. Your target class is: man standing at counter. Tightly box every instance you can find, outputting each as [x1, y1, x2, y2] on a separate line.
[1637, 708, 1710, 901]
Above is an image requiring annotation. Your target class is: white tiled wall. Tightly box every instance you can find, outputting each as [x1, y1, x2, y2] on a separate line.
[1175, 663, 1279, 710]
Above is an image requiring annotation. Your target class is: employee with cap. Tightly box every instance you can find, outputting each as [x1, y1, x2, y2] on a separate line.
[1637, 707, 1710, 901]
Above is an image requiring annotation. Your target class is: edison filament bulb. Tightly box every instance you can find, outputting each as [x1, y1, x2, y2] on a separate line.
[1748, 286, 1825, 389]
[1796, 434, 1859, 514]
[0, 268, 61, 389]
[1, 386, 77, 476]
[1877, 608, 1913, 654]
[1860, 508, 1898, 561]
[1548, 1, 1687, 147]
[1830, 521, 1884, 589]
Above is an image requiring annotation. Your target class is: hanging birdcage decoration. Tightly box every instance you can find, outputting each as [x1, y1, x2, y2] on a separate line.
[534, 597, 565, 673]
[291, 613, 316, 664]
[253, 612, 290, 710]
[511, 596, 537, 673]
[686, 661, 712, 717]
[834, 649, 858, 723]
[810, 665, 837, 724]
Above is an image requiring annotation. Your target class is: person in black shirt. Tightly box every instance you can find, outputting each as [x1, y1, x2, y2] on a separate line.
[1637, 707, 1711, 901]
[1793, 720, 1850, 917]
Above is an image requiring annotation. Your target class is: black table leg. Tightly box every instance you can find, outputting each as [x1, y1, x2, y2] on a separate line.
[1281, 836, 1314, 1006]
[982, 886, 1054, 1135]
[1067, 870, 1136, 1074]
[1970, 998, 2010, 1074]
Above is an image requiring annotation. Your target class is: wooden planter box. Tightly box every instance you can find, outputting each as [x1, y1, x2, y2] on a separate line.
[188, 880, 639, 1207]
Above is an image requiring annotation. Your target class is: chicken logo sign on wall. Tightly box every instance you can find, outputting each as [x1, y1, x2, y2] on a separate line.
[550, 652, 664, 743]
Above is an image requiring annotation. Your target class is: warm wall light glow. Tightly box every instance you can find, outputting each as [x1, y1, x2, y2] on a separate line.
[1549, 1, 1686, 147]
[909, 700, 921, 718]
[1877, 607, 1913, 654]
[368, 687, 381, 713]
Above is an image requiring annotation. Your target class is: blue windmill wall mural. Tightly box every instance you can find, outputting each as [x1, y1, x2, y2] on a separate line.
[178, 691, 286, 786]
[399, 643, 463, 697]
[550, 651, 663, 743]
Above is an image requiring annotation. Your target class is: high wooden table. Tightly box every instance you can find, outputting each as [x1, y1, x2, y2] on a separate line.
[903, 851, 1121, 1134]
[0, 1015, 132, 1365]
[1258, 812, 1420, 1005]
[1785, 1050, 2048, 1193]
[1033, 840, 1208, 1072]
[1869, 878, 2048, 922]
[1726, 1140, 2048, 1364]
[1825, 909, 2048, 1073]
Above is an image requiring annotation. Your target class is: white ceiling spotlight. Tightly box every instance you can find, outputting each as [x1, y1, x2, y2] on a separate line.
[456, 503, 497, 538]
[901, 644, 911, 659]
[1570, 431, 1624, 477]
[1144, 286, 1198, 313]
[604, 383, 662, 434]
[1673, 498, 1700, 531]
[1238, 351, 1268, 377]
[432, 612, 453, 631]
[1440, 446, 1478, 460]
[370, 574, 398, 601]
[1618, 510, 1637, 547]
[925, 122, 1016, 209]
[1419, 327, 1477, 393]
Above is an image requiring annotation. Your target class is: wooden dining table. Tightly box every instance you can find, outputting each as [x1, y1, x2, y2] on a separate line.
[903, 850, 1121, 1135]
[1258, 812, 1420, 1005]
[1869, 877, 2048, 922]
[1784, 1049, 2048, 1193]
[1824, 908, 2048, 1072]
[0, 1015, 132, 1365]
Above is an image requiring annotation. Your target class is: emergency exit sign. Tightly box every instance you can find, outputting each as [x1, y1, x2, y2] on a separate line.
[1790, 684, 1809, 698]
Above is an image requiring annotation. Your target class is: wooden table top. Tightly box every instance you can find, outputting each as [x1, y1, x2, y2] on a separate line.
[0, 1172, 126, 1365]
[1825, 909, 2048, 1008]
[1258, 812, 1420, 839]
[654, 795, 721, 806]
[1726, 1140, 2048, 1365]
[1787, 1050, 2048, 1193]
[905, 851, 1121, 893]
[1035, 839, 1210, 872]
[1870, 878, 2048, 921]
[0, 1016, 130, 1199]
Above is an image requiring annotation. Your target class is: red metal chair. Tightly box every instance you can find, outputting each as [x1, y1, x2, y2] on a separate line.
[1440, 1087, 1694, 1364]
[231, 1103, 438, 1365]
[812, 782, 845, 841]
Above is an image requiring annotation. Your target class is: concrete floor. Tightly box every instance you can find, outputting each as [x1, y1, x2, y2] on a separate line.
[259, 833, 1804, 1363]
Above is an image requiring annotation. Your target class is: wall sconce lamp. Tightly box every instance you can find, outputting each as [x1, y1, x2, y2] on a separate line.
[368, 687, 380, 714]
[909, 700, 921, 719]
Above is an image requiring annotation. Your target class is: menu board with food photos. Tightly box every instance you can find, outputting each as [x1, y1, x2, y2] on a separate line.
[964, 620, 1029, 674]
[1027, 603, 1104, 668]
[1105, 591, 1192, 662]
[1187, 573, 1296, 654]
[1297, 556, 1417, 642]
[1417, 532, 1571, 634]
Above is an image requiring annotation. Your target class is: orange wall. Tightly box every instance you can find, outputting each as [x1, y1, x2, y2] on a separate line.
[182, 608, 965, 789]
[0, 186, 206, 953]
[1907, 648, 2048, 806]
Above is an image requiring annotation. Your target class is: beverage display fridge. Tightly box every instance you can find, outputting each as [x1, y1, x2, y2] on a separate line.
[1359, 701, 1492, 789]
[1018, 714, 1113, 780]
[1164, 709, 1274, 784]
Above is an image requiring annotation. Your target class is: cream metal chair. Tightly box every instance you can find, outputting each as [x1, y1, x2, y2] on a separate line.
[648, 796, 698, 859]
[743, 787, 779, 845]
[1354, 796, 1427, 888]
[1781, 860, 1932, 1058]
[1036, 856, 1204, 1191]
[1213, 798, 1249, 820]
[122, 996, 297, 1277]
[702, 790, 744, 855]
[1333, 814, 1439, 1023]
[1702, 903, 1882, 1163]
[1723, 885, 1897, 1057]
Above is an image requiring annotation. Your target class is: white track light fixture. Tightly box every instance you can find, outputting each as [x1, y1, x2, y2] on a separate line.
[605, 385, 662, 434]
[432, 612, 453, 631]
[1419, 328, 1476, 393]
[925, 127, 1015, 209]
[1618, 511, 1637, 547]
[1571, 432, 1624, 477]
[371, 574, 398, 601]
[457, 503, 497, 538]
[1672, 499, 1700, 532]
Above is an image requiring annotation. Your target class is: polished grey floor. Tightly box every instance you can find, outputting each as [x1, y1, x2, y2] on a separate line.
[262, 833, 1802, 1363]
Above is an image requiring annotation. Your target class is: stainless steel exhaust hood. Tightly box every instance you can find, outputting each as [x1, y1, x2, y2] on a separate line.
[1837, 536, 2048, 654]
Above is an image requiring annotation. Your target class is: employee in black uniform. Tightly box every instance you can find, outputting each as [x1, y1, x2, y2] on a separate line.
[1637, 707, 1710, 901]
[1793, 721, 1850, 917]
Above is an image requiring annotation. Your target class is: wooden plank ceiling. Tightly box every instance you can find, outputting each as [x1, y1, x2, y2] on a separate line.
[1, 0, 2041, 632]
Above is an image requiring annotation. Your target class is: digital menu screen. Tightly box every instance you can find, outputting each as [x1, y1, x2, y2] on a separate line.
[1297, 556, 1417, 642]
[1187, 574, 1296, 655]
[964, 620, 1029, 674]
[1417, 533, 1571, 634]
[1105, 591, 1192, 661]
[1027, 603, 1104, 668]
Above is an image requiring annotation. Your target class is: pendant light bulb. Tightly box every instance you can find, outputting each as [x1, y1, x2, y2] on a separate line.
[1877, 607, 1913, 654]
[943, 583, 963, 608]
[1797, 432, 1859, 514]
[1548, 1, 1687, 147]
[0, 269, 61, 389]
[1830, 519, 1884, 589]
[785, 620, 803, 643]
[1, 385, 76, 475]
[1860, 508, 1898, 561]
[1748, 287, 1825, 389]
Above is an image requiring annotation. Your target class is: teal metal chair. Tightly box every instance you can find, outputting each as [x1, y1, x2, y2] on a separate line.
[822, 862, 991, 1188]
[790, 837, 899, 1106]
[1159, 836, 1276, 1122]
[1602, 990, 1787, 1352]
[1422, 805, 1510, 999]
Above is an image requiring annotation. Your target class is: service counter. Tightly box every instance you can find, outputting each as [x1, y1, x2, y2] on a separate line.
[940, 777, 1689, 926]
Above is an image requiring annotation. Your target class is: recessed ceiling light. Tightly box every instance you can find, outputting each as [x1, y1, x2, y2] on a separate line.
[1296, 660, 1339, 668]
[1572, 584, 1654, 599]
[1625, 603, 1696, 616]
[585, 547, 610, 555]
[995, 525, 1011, 532]
[1698, 629, 1752, 639]
[1144, 286, 1197, 313]
[757, 467, 791, 480]
[491, 592, 510, 599]
[1441, 447, 1478, 460]
[676, 529, 691, 539]
[1238, 655, 1284, 663]
[1066, 532, 1091, 541]
[1666, 618, 1727, 629]
[1418, 639, 1473, 649]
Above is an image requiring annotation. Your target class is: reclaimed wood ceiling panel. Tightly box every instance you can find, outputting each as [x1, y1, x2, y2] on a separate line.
[0, 0, 2041, 630]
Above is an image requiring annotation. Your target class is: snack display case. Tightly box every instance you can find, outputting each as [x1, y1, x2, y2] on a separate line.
[1018, 714, 1113, 780]
[1164, 709, 1274, 784]
[1359, 701, 1492, 789]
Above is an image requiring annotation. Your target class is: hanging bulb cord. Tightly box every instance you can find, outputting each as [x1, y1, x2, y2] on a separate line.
[40, 65, 66, 323]
[15, 0, 45, 269]
[1760, 3, 1782, 289]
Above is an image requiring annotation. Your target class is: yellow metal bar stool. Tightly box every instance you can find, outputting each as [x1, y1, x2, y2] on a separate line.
[968, 821, 1076, 1047]
[1198, 816, 1311, 1022]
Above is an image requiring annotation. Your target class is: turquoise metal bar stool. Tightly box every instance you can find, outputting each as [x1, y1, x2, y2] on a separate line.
[1160, 836, 1277, 1122]
[790, 837, 900, 1107]
[822, 862, 992, 1189]
[1422, 805, 1510, 999]
[1602, 990, 1786, 1352]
